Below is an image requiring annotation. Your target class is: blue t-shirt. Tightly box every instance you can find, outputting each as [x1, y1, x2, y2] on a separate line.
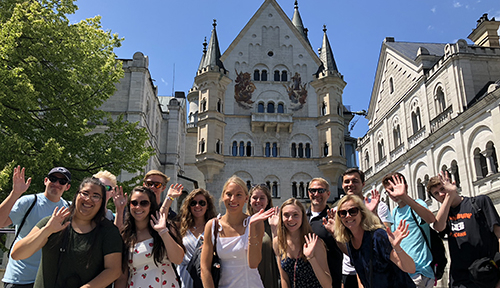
[3, 193, 69, 284]
[348, 229, 415, 288]
[391, 199, 434, 279]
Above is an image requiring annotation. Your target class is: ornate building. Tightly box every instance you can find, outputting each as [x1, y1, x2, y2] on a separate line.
[183, 0, 356, 205]
[358, 14, 500, 212]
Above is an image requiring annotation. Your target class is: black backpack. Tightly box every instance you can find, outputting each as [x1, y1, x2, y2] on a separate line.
[410, 209, 448, 280]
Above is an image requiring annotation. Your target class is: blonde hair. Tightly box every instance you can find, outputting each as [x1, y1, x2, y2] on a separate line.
[93, 170, 117, 186]
[247, 184, 274, 215]
[143, 170, 170, 184]
[276, 198, 313, 260]
[220, 175, 249, 206]
[310, 177, 330, 191]
[334, 195, 384, 243]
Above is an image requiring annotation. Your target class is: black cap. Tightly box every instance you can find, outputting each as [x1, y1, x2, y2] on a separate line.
[48, 167, 71, 182]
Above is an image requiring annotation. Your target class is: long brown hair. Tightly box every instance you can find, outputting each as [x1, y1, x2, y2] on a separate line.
[276, 198, 313, 260]
[178, 188, 217, 238]
[247, 184, 274, 215]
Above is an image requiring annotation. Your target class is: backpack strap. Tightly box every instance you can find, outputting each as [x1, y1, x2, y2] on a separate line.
[409, 208, 431, 249]
[8, 194, 38, 256]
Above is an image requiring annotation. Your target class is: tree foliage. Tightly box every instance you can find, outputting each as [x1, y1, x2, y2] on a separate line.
[0, 0, 154, 200]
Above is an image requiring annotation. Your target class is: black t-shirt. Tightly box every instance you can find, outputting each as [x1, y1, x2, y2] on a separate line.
[307, 206, 342, 288]
[446, 195, 500, 287]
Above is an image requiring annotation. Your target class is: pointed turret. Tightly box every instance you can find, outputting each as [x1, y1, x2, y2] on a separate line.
[291, 1, 308, 40]
[201, 20, 226, 72]
[315, 25, 339, 77]
[197, 37, 208, 71]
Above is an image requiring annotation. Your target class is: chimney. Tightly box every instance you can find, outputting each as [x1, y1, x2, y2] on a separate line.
[468, 14, 500, 47]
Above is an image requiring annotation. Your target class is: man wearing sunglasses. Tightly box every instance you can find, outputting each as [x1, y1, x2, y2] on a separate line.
[306, 177, 343, 288]
[142, 169, 182, 220]
[1, 166, 70, 288]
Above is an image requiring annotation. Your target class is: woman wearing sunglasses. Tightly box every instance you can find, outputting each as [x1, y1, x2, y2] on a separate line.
[115, 186, 185, 288]
[273, 198, 331, 288]
[176, 188, 217, 288]
[247, 184, 280, 288]
[11, 177, 123, 288]
[333, 195, 415, 288]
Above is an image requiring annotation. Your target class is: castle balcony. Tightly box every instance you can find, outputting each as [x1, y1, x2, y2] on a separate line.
[390, 143, 406, 161]
[430, 106, 453, 133]
[364, 167, 373, 179]
[408, 126, 426, 149]
[357, 134, 370, 148]
[375, 156, 387, 171]
[251, 113, 293, 133]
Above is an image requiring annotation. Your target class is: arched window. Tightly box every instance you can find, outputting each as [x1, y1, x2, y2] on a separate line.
[272, 181, 278, 197]
[239, 141, 245, 157]
[261, 70, 268, 81]
[324, 143, 329, 157]
[274, 70, 280, 81]
[299, 182, 305, 199]
[377, 140, 385, 161]
[298, 143, 304, 158]
[474, 148, 487, 179]
[216, 139, 221, 154]
[365, 151, 370, 168]
[267, 102, 275, 113]
[246, 181, 252, 191]
[199, 139, 205, 153]
[292, 182, 297, 198]
[393, 125, 401, 147]
[258, 102, 265, 113]
[254, 70, 260, 81]
[246, 141, 252, 157]
[281, 71, 288, 81]
[436, 87, 446, 114]
[217, 99, 222, 113]
[272, 143, 278, 157]
[417, 179, 426, 200]
[389, 77, 394, 94]
[265, 142, 271, 157]
[277, 103, 284, 113]
[291, 143, 297, 157]
[305, 143, 311, 158]
[321, 102, 327, 116]
[201, 100, 207, 112]
[411, 107, 422, 134]
[232, 141, 238, 156]
[450, 160, 460, 187]
[486, 142, 499, 175]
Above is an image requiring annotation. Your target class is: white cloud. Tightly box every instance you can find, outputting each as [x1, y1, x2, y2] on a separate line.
[428, 25, 435, 30]
[161, 78, 168, 86]
[453, 1, 462, 8]
[431, 7, 436, 13]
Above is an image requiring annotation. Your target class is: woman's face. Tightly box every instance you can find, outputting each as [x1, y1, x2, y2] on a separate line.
[250, 189, 268, 214]
[130, 191, 151, 223]
[75, 183, 103, 221]
[190, 194, 208, 219]
[281, 204, 302, 233]
[338, 200, 361, 230]
[223, 182, 248, 212]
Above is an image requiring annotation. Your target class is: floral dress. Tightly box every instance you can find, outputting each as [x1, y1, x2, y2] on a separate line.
[128, 238, 179, 288]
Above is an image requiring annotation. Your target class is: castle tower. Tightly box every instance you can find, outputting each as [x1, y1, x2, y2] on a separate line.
[193, 20, 232, 182]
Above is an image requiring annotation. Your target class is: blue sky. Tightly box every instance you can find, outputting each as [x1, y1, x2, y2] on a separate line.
[69, 0, 500, 138]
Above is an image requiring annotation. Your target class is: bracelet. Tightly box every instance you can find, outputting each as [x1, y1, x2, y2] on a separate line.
[306, 255, 315, 261]
[394, 248, 403, 254]
[248, 241, 260, 246]
[168, 196, 174, 201]
[159, 228, 169, 235]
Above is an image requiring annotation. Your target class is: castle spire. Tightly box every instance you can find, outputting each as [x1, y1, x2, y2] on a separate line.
[315, 25, 339, 77]
[197, 37, 207, 71]
[201, 19, 226, 71]
[291, 1, 307, 39]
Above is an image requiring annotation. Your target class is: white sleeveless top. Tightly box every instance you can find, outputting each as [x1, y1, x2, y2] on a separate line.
[211, 216, 264, 288]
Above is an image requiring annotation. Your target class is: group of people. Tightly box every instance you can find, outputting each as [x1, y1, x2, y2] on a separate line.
[1, 165, 499, 288]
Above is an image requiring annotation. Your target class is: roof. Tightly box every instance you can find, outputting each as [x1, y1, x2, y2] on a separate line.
[384, 41, 447, 62]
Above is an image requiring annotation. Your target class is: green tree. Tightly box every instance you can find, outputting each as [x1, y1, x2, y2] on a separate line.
[0, 0, 154, 200]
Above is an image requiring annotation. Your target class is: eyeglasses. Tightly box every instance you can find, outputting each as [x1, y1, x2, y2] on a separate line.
[131, 200, 150, 207]
[308, 188, 327, 194]
[48, 175, 69, 185]
[79, 191, 102, 202]
[337, 207, 360, 218]
[144, 181, 163, 189]
[104, 185, 114, 192]
[190, 200, 207, 207]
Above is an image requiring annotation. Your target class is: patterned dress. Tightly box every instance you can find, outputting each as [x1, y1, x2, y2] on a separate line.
[280, 257, 322, 288]
[128, 238, 179, 288]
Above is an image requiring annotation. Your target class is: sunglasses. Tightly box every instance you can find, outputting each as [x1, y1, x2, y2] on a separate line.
[130, 200, 150, 207]
[48, 175, 69, 185]
[144, 181, 163, 189]
[308, 188, 327, 194]
[104, 185, 114, 192]
[337, 207, 360, 218]
[190, 200, 207, 207]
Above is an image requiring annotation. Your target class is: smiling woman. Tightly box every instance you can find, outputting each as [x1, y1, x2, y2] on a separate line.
[10, 177, 123, 288]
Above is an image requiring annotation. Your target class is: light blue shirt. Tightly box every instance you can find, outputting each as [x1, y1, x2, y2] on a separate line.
[3, 193, 69, 284]
[391, 198, 434, 279]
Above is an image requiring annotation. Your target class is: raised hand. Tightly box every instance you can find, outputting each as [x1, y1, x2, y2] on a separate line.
[112, 186, 127, 211]
[439, 170, 457, 196]
[268, 206, 280, 229]
[45, 207, 70, 234]
[167, 183, 184, 199]
[12, 166, 31, 197]
[322, 208, 336, 235]
[150, 211, 168, 232]
[303, 233, 318, 259]
[387, 174, 406, 199]
[386, 219, 410, 249]
[365, 189, 380, 213]
[249, 207, 276, 226]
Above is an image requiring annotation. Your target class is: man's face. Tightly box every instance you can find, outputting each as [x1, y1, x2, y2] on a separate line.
[429, 183, 446, 203]
[143, 174, 166, 196]
[44, 172, 71, 199]
[308, 181, 330, 209]
[342, 173, 365, 198]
